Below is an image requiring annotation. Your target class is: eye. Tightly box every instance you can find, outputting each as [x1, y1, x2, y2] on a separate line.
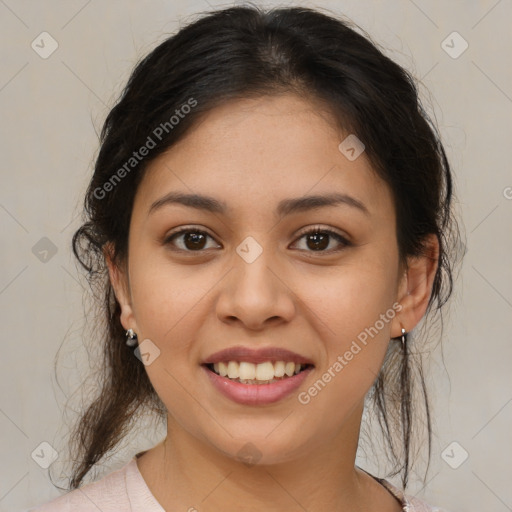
[291, 225, 352, 253]
[163, 227, 220, 252]
[163, 225, 352, 254]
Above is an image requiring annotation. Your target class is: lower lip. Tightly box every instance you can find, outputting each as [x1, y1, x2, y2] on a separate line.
[203, 365, 313, 405]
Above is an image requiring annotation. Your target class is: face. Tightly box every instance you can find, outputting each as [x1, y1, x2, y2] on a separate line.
[109, 93, 429, 465]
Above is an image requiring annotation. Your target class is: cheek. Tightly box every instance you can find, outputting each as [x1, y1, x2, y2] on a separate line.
[300, 259, 398, 337]
[128, 261, 214, 427]
[296, 260, 399, 395]
[119, 238, 222, 433]
[128, 252, 216, 362]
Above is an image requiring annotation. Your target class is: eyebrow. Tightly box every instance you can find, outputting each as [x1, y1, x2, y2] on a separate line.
[148, 191, 370, 217]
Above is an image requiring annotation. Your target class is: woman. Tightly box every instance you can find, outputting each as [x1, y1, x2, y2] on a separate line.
[31, 4, 460, 511]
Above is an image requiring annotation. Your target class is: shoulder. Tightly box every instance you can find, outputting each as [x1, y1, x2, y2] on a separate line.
[27, 459, 135, 511]
[379, 477, 453, 512]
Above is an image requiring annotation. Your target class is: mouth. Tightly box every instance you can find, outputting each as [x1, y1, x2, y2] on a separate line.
[202, 346, 315, 404]
[203, 361, 315, 385]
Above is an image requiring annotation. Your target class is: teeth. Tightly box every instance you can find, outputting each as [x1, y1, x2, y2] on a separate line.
[227, 361, 239, 379]
[218, 361, 228, 377]
[255, 361, 274, 380]
[239, 362, 256, 380]
[210, 361, 306, 383]
[274, 361, 285, 377]
[285, 362, 295, 377]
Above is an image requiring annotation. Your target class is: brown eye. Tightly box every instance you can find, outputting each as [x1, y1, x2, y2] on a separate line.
[293, 227, 351, 253]
[181, 232, 207, 250]
[164, 229, 220, 252]
[305, 232, 329, 251]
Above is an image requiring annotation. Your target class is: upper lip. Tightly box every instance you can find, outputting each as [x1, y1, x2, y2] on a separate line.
[203, 346, 315, 366]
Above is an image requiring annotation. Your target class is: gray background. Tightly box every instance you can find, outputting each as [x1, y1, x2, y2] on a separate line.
[1, 1, 511, 511]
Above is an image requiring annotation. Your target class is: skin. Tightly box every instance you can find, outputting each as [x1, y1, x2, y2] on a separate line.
[106, 93, 439, 511]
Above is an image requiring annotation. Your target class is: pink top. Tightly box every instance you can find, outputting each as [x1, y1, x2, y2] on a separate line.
[28, 456, 449, 511]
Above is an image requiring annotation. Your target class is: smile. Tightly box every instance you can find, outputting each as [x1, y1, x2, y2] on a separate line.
[205, 361, 312, 384]
[202, 362, 314, 405]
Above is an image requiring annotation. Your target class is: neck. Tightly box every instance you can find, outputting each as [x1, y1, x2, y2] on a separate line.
[137, 401, 389, 511]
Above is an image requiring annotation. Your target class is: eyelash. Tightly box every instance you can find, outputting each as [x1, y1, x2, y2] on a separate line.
[163, 225, 352, 255]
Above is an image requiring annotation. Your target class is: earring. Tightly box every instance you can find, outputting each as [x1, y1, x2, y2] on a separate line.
[126, 328, 138, 347]
[401, 327, 407, 347]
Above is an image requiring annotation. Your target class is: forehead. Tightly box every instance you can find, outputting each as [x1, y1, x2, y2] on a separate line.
[134, 94, 393, 220]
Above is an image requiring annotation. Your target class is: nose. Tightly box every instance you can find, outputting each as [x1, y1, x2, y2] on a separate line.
[215, 248, 296, 331]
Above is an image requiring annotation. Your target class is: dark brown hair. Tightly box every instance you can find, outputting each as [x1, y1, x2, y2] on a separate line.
[65, 4, 461, 491]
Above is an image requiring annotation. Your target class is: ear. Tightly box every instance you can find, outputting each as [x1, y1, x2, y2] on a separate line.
[391, 234, 439, 338]
[103, 242, 138, 333]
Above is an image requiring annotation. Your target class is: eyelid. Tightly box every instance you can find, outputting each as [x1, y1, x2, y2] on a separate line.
[293, 224, 350, 242]
[163, 225, 220, 248]
[165, 224, 216, 239]
[290, 225, 352, 252]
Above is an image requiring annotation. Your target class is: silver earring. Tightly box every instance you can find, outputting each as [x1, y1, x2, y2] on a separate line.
[401, 328, 407, 347]
[126, 328, 138, 347]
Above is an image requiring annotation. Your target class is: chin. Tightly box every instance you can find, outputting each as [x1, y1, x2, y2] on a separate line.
[205, 428, 312, 467]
